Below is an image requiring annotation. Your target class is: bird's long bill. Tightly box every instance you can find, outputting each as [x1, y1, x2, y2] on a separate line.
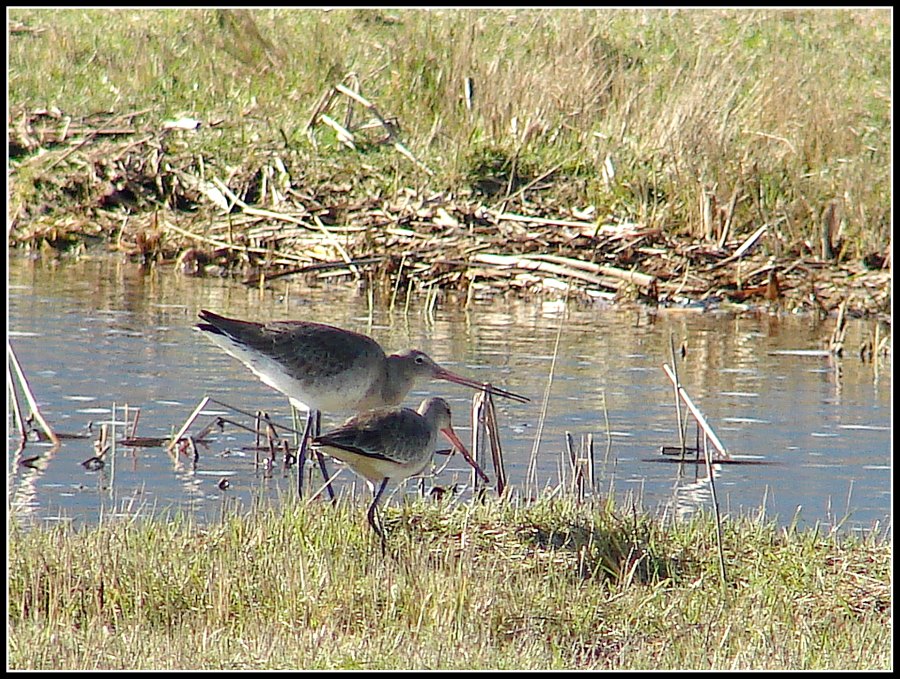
[440, 427, 491, 484]
[435, 368, 530, 404]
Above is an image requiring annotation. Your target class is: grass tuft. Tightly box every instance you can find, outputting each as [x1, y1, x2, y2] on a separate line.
[9, 495, 891, 669]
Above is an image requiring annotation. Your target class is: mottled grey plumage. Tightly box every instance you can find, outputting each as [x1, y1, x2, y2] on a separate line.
[196, 309, 520, 510]
[313, 397, 475, 482]
[312, 397, 489, 547]
[196, 309, 528, 413]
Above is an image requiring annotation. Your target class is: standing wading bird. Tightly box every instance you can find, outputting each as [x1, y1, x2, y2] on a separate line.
[311, 396, 488, 550]
[195, 310, 528, 495]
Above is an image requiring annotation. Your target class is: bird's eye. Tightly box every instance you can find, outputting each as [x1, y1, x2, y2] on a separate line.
[415, 355, 425, 365]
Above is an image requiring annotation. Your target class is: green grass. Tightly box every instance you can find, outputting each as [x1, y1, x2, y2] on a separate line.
[8, 8, 891, 258]
[8, 495, 891, 669]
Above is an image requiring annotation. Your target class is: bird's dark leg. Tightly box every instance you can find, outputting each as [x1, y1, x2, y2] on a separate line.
[367, 478, 390, 555]
[296, 408, 316, 499]
[312, 410, 337, 504]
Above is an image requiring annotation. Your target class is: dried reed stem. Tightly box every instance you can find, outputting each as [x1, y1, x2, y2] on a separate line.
[526, 286, 569, 495]
[167, 396, 211, 451]
[7, 360, 27, 444]
[668, 334, 687, 457]
[701, 432, 729, 586]
[662, 364, 730, 460]
[483, 391, 507, 496]
[7, 342, 60, 447]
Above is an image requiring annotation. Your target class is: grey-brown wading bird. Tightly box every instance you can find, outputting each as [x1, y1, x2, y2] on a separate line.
[195, 310, 528, 493]
[312, 396, 488, 549]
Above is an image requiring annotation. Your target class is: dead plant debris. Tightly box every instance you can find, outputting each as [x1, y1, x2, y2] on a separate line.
[8, 107, 890, 319]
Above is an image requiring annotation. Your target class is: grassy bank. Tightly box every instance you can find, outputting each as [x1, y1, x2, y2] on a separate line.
[9, 9, 890, 259]
[8, 496, 891, 670]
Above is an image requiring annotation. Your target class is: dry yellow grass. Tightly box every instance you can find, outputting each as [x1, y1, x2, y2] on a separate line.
[9, 9, 890, 257]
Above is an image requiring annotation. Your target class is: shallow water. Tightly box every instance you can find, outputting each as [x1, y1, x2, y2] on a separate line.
[7, 254, 892, 535]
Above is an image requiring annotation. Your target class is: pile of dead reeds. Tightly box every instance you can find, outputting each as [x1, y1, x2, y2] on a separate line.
[8, 106, 890, 318]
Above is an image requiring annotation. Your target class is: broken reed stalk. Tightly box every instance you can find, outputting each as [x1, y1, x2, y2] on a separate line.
[662, 363, 729, 586]
[186, 436, 199, 466]
[311, 214, 361, 281]
[661, 364, 731, 461]
[203, 397, 304, 438]
[319, 113, 356, 148]
[95, 423, 109, 458]
[829, 298, 849, 355]
[192, 416, 224, 442]
[308, 81, 434, 176]
[109, 403, 117, 499]
[366, 273, 375, 326]
[305, 466, 344, 505]
[707, 222, 770, 271]
[525, 253, 657, 291]
[255, 410, 264, 467]
[7, 342, 60, 447]
[526, 287, 569, 496]
[668, 333, 687, 457]
[701, 432, 729, 586]
[471, 391, 488, 495]
[281, 440, 293, 468]
[126, 404, 141, 439]
[470, 390, 506, 496]
[333, 83, 435, 177]
[305, 86, 339, 143]
[255, 411, 282, 468]
[425, 285, 440, 318]
[564, 432, 588, 501]
[265, 424, 278, 469]
[7, 361, 27, 444]
[564, 432, 575, 493]
[587, 433, 595, 494]
[473, 252, 653, 297]
[389, 254, 407, 313]
[167, 396, 211, 452]
[341, 73, 359, 132]
[483, 390, 507, 496]
[264, 416, 279, 464]
[579, 435, 590, 498]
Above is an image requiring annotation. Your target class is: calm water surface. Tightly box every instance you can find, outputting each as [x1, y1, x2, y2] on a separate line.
[7, 254, 892, 535]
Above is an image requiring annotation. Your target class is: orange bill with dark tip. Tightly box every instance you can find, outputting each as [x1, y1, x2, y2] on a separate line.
[434, 368, 530, 404]
[440, 427, 490, 484]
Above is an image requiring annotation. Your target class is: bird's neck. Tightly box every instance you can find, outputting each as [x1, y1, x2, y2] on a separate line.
[382, 356, 416, 406]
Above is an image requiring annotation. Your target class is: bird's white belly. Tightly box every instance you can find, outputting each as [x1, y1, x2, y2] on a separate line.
[318, 444, 431, 483]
